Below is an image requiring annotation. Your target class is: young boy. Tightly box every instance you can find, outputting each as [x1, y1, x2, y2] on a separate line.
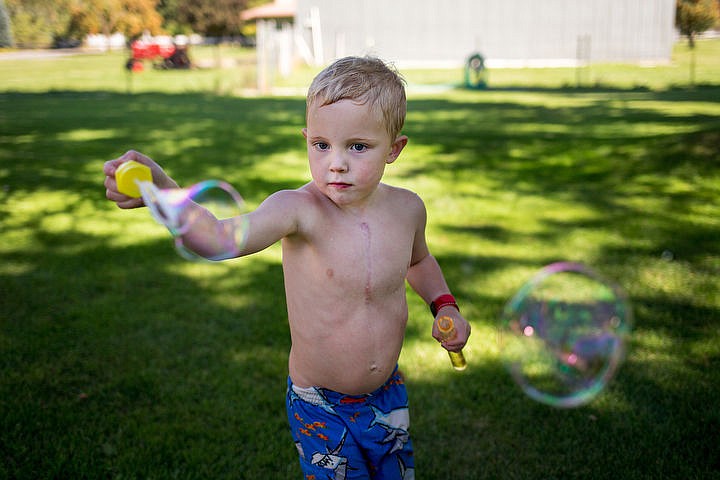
[104, 56, 470, 479]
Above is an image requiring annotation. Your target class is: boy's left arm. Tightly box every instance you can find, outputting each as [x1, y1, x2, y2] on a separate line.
[407, 253, 471, 352]
[405, 200, 471, 351]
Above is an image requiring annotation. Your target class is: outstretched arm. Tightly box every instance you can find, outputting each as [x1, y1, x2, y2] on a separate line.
[177, 189, 302, 259]
[103, 150, 302, 260]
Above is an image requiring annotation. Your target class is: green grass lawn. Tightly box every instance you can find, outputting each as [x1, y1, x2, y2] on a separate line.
[1, 41, 719, 479]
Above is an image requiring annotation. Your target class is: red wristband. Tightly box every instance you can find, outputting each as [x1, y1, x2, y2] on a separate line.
[430, 294, 459, 317]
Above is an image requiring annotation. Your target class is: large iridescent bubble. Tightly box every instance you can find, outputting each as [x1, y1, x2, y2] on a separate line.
[498, 262, 632, 408]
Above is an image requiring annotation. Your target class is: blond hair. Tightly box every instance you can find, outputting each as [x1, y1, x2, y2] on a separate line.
[306, 56, 407, 140]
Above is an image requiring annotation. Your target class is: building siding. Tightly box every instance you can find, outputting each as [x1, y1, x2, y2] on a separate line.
[295, 0, 677, 67]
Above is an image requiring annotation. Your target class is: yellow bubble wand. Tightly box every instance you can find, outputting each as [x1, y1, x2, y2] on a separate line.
[437, 315, 467, 371]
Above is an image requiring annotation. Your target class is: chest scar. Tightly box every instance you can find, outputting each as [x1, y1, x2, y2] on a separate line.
[360, 222, 372, 303]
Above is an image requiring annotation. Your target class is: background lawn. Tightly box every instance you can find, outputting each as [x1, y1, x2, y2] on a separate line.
[1, 40, 719, 479]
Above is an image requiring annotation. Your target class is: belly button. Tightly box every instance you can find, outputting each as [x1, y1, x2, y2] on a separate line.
[326, 268, 334, 278]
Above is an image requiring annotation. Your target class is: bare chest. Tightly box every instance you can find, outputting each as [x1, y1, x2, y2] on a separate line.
[334, 221, 410, 301]
[286, 216, 414, 302]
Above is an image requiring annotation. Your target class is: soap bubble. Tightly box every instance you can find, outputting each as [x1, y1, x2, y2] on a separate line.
[498, 262, 632, 408]
[141, 180, 248, 261]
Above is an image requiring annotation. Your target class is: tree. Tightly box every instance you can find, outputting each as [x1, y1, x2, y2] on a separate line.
[676, 0, 720, 48]
[67, 0, 163, 41]
[0, 0, 13, 47]
[177, 0, 248, 37]
[676, 0, 720, 84]
[158, 0, 186, 34]
[6, 0, 71, 48]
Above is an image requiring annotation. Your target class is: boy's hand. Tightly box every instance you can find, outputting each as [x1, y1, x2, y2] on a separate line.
[104, 150, 177, 209]
[432, 308, 471, 352]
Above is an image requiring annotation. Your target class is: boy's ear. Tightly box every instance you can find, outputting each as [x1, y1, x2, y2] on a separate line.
[387, 135, 408, 164]
[302, 128, 308, 139]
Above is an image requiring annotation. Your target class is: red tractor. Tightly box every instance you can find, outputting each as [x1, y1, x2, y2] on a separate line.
[126, 39, 192, 72]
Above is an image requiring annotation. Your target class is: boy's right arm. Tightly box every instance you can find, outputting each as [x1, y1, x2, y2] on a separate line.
[235, 189, 302, 255]
[167, 189, 301, 259]
[103, 150, 302, 259]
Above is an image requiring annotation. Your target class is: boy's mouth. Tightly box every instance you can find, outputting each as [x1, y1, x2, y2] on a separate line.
[328, 182, 352, 189]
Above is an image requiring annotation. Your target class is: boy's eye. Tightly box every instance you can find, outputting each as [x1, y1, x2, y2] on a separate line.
[314, 142, 329, 150]
[350, 143, 367, 152]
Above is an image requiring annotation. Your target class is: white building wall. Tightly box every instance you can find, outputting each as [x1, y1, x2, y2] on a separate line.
[295, 0, 677, 67]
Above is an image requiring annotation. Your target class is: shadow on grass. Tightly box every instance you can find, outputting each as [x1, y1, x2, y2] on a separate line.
[1, 88, 718, 478]
[410, 351, 720, 479]
[1, 231, 296, 478]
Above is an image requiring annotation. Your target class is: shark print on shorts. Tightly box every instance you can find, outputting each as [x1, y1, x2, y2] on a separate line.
[286, 369, 415, 479]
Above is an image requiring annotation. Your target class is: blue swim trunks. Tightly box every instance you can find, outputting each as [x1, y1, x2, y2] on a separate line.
[286, 369, 415, 479]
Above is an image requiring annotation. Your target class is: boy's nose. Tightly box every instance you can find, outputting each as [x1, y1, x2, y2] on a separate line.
[329, 153, 348, 172]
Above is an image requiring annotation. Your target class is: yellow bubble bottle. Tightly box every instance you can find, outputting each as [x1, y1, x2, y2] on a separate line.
[115, 160, 152, 198]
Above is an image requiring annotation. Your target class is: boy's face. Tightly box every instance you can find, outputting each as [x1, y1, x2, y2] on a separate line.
[303, 99, 407, 208]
